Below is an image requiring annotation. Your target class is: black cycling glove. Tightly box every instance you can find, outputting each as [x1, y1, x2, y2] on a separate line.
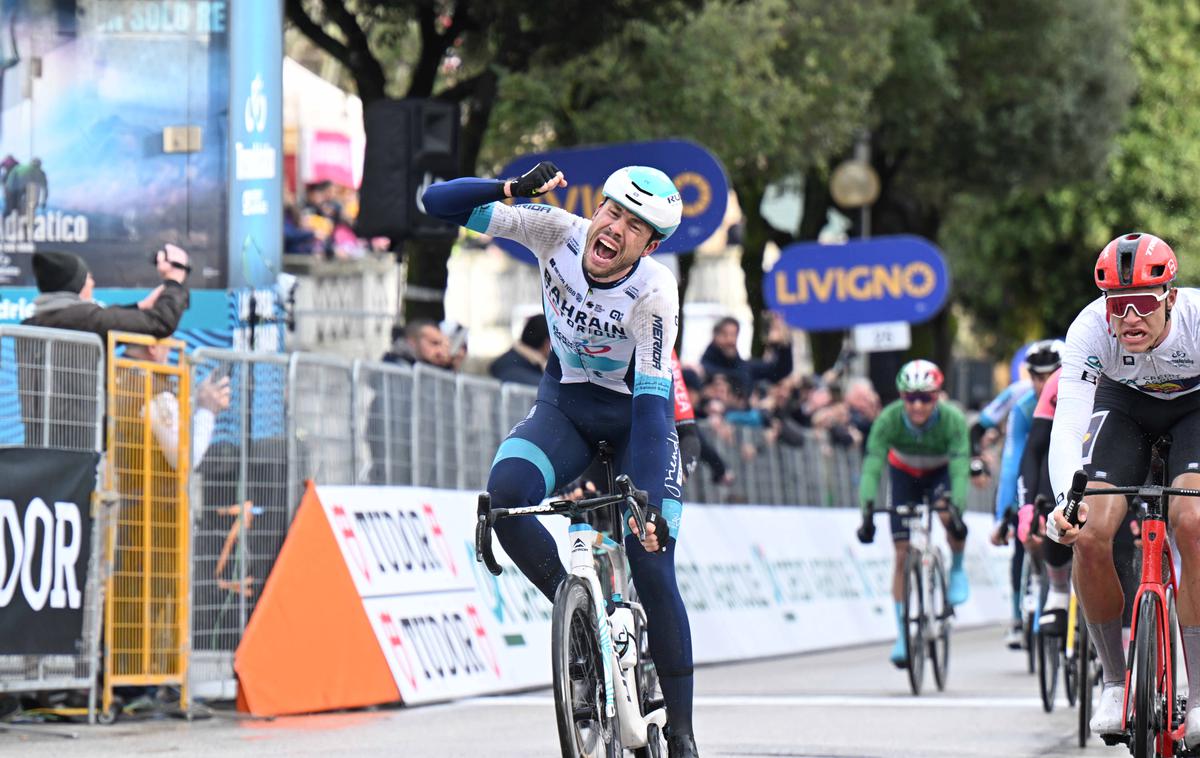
[677, 423, 700, 480]
[508, 161, 562, 198]
[856, 506, 876, 544]
[644, 505, 669, 553]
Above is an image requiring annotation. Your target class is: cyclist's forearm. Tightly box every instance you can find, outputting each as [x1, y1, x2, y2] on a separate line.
[949, 455, 970, 512]
[859, 454, 883, 512]
[421, 177, 507, 225]
[629, 393, 674, 510]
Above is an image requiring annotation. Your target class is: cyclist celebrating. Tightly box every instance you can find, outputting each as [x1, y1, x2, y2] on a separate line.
[1048, 232, 1200, 744]
[422, 162, 699, 758]
[857, 359, 971, 667]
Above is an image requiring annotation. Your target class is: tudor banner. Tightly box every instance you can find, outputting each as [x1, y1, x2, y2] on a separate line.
[0, 447, 98, 655]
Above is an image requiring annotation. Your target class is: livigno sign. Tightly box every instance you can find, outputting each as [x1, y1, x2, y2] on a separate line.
[765, 236, 950, 331]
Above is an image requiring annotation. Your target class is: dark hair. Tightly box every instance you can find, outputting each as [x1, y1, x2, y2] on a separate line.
[519, 314, 549, 348]
[713, 316, 740, 335]
[405, 318, 437, 342]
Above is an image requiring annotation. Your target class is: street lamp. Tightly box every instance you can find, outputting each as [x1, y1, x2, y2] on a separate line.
[829, 133, 880, 238]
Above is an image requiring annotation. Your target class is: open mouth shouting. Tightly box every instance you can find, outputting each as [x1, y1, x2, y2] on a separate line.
[588, 232, 622, 270]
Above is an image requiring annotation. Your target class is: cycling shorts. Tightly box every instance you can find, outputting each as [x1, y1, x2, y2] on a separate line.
[1083, 376, 1200, 488]
[887, 464, 950, 542]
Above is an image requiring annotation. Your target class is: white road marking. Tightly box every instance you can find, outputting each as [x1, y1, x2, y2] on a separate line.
[456, 693, 1048, 709]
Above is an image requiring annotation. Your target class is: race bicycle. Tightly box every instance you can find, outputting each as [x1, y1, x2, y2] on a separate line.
[476, 470, 668, 757]
[1064, 437, 1194, 757]
[872, 496, 963, 696]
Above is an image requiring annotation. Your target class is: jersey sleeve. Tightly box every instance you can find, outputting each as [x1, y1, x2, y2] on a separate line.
[421, 178, 581, 260]
[1033, 368, 1060, 420]
[1048, 309, 1108, 505]
[858, 403, 899, 511]
[994, 394, 1033, 519]
[670, 350, 695, 424]
[946, 406, 971, 512]
[627, 280, 681, 514]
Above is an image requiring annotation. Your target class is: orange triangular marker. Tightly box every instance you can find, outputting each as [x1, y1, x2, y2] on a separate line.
[235, 482, 400, 715]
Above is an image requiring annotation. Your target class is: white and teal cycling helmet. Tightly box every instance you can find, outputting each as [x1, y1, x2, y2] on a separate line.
[601, 166, 682, 241]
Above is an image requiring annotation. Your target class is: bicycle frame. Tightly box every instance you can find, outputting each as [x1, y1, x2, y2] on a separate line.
[475, 473, 666, 750]
[1071, 473, 1200, 755]
[566, 518, 667, 746]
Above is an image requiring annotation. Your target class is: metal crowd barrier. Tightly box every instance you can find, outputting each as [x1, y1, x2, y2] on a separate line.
[1, 327, 998, 703]
[0, 325, 111, 722]
[103, 333, 192, 717]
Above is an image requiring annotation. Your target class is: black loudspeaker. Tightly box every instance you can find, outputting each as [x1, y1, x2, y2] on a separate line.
[357, 98, 460, 241]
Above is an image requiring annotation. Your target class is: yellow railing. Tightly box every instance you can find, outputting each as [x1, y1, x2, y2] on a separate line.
[103, 332, 191, 715]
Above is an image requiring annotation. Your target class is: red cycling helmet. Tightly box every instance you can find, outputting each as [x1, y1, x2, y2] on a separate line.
[1094, 233, 1177, 291]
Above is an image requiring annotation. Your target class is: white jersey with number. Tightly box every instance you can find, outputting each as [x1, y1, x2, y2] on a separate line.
[1048, 288, 1200, 502]
[466, 201, 679, 397]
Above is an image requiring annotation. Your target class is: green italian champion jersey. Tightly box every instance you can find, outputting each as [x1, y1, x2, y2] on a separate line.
[858, 400, 971, 513]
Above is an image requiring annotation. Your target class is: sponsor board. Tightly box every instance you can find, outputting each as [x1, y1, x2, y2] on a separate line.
[308, 486, 1011, 702]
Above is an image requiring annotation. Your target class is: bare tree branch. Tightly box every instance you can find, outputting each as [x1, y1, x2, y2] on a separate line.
[323, 0, 374, 60]
[284, 0, 350, 63]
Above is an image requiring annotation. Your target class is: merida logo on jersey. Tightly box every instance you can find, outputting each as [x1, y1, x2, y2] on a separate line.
[652, 314, 664, 369]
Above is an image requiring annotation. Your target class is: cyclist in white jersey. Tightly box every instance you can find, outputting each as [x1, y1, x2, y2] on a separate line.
[423, 161, 699, 758]
[1048, 232, 1200, 744]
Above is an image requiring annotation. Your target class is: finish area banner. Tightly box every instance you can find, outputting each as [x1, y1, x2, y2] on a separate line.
[0, 447, 98, 655]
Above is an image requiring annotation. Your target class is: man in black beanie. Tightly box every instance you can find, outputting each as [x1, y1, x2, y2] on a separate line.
[22, 244, 191, 341]
[18, 244, 192, 448]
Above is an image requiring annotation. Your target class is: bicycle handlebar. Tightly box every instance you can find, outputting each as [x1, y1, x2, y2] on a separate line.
[474, 475, 652, 576]
[869, 498, 966, 535]
[1063, 468, 1200, 528]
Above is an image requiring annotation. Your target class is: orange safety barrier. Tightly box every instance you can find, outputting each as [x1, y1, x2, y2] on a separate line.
[234, 482, 399, 716]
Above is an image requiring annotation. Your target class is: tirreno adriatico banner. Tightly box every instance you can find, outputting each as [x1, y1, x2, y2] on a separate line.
[493, 140, 729, 265]
[765, 235, 951, 331]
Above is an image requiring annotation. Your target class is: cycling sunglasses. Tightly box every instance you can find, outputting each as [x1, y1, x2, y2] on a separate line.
[901, 392, 936, 405]
[1105, 290, 1169, 319]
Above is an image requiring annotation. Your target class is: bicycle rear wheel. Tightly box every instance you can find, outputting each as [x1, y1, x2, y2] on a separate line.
[1037, 628, 1060, 713]
[1131, 594, 1163, 758]
[928, 556, 951, 691]
[903, 551, 926, 696]
[1077, 620, 1093, 747]
[552, 577, 620, 758]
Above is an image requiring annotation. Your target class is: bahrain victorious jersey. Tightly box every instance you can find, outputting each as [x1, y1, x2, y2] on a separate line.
[466, 201, 679, 398]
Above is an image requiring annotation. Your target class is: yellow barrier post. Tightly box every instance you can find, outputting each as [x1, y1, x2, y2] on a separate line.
[102, 332, 191, 718]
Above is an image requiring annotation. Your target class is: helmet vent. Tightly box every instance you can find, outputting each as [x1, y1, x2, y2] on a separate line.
[1118, 249, 1135, 286]
[1150, 265, 1165, 278]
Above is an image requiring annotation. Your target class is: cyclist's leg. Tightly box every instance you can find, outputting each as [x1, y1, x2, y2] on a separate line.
[487, 401, 595, 601]
[1004, 537, 1025, 647]
[888, 465, 916, 663]
[929, 468, 968, 605]
[1163, 409, 1200, 737]
[617, 429, 696, 739]
[1076, 393, 1151, 704]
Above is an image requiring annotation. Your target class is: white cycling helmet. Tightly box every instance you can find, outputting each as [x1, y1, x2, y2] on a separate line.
[601, 166, 682, 240]
[896, 359, 944, 393]
[1023, 339, 1064, 374]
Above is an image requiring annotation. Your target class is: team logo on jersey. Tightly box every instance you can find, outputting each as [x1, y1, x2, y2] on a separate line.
[1123, 355, 1135, 366]
[624, 286, 640, 300]
[651, 315, 665, 370]
[1080, 410, 1108, 465]
[1170, 350, 1194, 367]
[581, 344, 612, 355]
[1081, 370, 1098, 384]
[567, 237, 581, 256]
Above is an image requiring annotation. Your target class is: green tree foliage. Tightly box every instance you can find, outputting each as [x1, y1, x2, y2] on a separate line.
[286, 0, 701, 321]
[487, 0, 900, 347]
[940, 0, 1200, 358]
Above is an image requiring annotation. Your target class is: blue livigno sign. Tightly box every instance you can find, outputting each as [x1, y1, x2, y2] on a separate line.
[494, 140, 728, 265]
[764, 236, 950, 331]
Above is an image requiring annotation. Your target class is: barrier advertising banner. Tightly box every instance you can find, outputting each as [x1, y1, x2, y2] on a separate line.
[0, 447, 97, 655]
[494, 140, 729, 265]
[237, 484, 1012, 715]
[765, 236, 951, 331]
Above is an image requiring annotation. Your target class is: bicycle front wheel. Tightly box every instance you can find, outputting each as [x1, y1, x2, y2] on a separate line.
[1037, 628, 1060, 713]
[903, 551, 926, 696]
[1131, 594, 1163, 758]
[552, 577, 620, 758]
[928, 556, 951, 692]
